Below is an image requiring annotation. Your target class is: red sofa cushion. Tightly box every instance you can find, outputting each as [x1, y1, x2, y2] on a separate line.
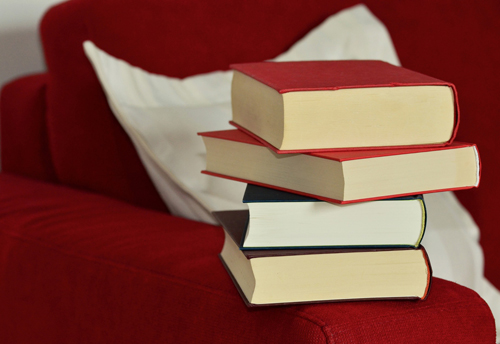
[0, 173, 495, 343]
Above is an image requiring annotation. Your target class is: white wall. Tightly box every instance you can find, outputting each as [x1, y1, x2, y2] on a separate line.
[0, 0, 63, 89]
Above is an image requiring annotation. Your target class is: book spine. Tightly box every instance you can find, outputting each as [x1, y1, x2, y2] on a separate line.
[416, 198, 427, 247]
[420, 246, 433, 301]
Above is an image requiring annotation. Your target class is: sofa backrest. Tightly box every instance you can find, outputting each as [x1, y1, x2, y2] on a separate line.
[31, 0, 500, 285]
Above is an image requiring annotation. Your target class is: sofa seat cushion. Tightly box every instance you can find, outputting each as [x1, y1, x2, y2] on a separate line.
[0, 173, 495, 343]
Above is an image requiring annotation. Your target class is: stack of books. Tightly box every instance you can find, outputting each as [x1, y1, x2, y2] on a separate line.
[199, 60, 480, 306]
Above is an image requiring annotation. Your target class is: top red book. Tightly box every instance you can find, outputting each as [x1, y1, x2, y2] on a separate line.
[230, 60, 459, 153]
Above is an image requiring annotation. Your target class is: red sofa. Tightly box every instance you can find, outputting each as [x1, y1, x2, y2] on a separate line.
[0, 0, 498, 342]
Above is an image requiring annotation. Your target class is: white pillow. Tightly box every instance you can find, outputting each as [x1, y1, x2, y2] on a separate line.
[83, 4, 399, 225]
[422, 192, 500, 341]
[83, 4, 499, 338]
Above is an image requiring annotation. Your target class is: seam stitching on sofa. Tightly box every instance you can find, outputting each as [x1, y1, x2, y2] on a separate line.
[327, 303, 495, 342]
[284, 308, 334, 344]
[286, 297, 495, 343]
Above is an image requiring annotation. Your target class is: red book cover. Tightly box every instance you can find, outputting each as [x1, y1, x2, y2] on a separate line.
[199, 129, 475, 162]
[230, 60, 460, 152]
[198, 129, 480, 204]
[231, 60, 457, 93]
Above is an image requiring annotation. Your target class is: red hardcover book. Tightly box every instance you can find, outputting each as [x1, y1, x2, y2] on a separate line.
[199, 129, 480, 204]
[230, 60, 459, 153]
[216, 210, 432, 306]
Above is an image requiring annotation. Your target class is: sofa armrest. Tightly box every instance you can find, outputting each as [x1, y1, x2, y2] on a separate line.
[0, 73, 57, 182]
[0, 173, 495, 343]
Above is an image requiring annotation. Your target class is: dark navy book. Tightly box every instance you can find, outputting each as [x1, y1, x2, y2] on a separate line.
[217, 184, 427, 250]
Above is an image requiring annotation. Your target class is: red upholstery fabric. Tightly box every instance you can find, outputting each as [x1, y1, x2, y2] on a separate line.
[37, 0, 168, 213]
[1, 0, 499, 341]
[0, 73, 57, 182]
[34, 0, 500, 287]
[0, 173, 495, 343]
